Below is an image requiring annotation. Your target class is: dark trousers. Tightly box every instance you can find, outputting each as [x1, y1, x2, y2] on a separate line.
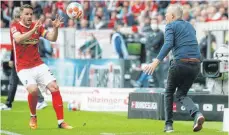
[6, 66, 45, 108]
[164, 60, 200, 125]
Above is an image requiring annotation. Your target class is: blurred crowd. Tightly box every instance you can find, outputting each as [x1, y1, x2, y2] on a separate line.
[1, 0, 228, 29]
[1, 0, 227, 89]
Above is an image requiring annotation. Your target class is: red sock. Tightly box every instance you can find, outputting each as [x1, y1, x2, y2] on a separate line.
[51, 91, 64, 120]
[28, 93, 38, 116]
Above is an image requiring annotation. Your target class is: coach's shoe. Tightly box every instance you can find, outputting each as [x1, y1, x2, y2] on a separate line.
[193, 113, 205, 132]
[58, 122, 73, 129]
[0, 104, 12, 110]
[164, 124, 174, 133]
[29, 116, 37, 129]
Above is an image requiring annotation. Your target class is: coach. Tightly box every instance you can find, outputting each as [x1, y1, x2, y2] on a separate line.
[143, 4, 205, 133]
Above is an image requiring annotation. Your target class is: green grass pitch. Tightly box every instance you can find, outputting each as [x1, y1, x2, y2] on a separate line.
[1, 96, 227, 135]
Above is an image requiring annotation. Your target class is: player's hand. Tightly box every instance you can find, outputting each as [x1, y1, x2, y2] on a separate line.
[52, 14, 64, 28]
[143, 59, 160, 75]
[32, 19, 42, 32]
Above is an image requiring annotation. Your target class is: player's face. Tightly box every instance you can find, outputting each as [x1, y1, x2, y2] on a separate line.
[21, 8, 33, 26]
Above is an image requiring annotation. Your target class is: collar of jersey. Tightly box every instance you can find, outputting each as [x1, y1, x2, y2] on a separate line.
[19, 21, 31, 29]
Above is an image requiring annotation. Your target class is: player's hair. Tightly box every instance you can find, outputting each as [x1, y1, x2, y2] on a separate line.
[20, 4, 33, 13]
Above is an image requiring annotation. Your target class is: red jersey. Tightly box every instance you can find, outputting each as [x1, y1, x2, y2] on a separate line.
[11, 22, 48, 72]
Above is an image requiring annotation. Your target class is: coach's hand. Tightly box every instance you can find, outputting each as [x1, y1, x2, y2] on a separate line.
[143, 59, 160, 75]
[52, 14, 64, 28]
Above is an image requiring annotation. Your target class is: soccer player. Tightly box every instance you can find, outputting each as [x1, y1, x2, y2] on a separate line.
[1, 7, 48, 111]
[11, 4, 72, 129]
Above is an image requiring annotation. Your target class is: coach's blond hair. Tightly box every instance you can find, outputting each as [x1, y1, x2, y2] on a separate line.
[13, 7, 20, 19]
[167, 4, 183, 20]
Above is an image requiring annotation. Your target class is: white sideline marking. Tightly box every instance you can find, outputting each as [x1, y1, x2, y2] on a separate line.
[100, 132, 153, 135]
[0, 130, 22, 135]
[100, 133, 115, 135]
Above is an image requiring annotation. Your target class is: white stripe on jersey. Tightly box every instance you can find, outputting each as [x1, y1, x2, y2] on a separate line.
[12, 39, 17, 71]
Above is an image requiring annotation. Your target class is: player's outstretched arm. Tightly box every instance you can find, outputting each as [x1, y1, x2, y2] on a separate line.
[13, 20, 42, 44]
[46, 14, 63, 42]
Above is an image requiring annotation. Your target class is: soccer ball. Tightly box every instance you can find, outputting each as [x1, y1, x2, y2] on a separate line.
[67, 100, 81, 111]
[66, 2, 83, 19]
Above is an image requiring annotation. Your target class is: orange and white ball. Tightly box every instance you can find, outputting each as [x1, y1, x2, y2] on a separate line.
[66, 2, 83, 19]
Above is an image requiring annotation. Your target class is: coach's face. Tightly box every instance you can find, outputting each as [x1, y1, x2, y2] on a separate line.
[21, 8, 33, 26]
[165, 7, 174, 24]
